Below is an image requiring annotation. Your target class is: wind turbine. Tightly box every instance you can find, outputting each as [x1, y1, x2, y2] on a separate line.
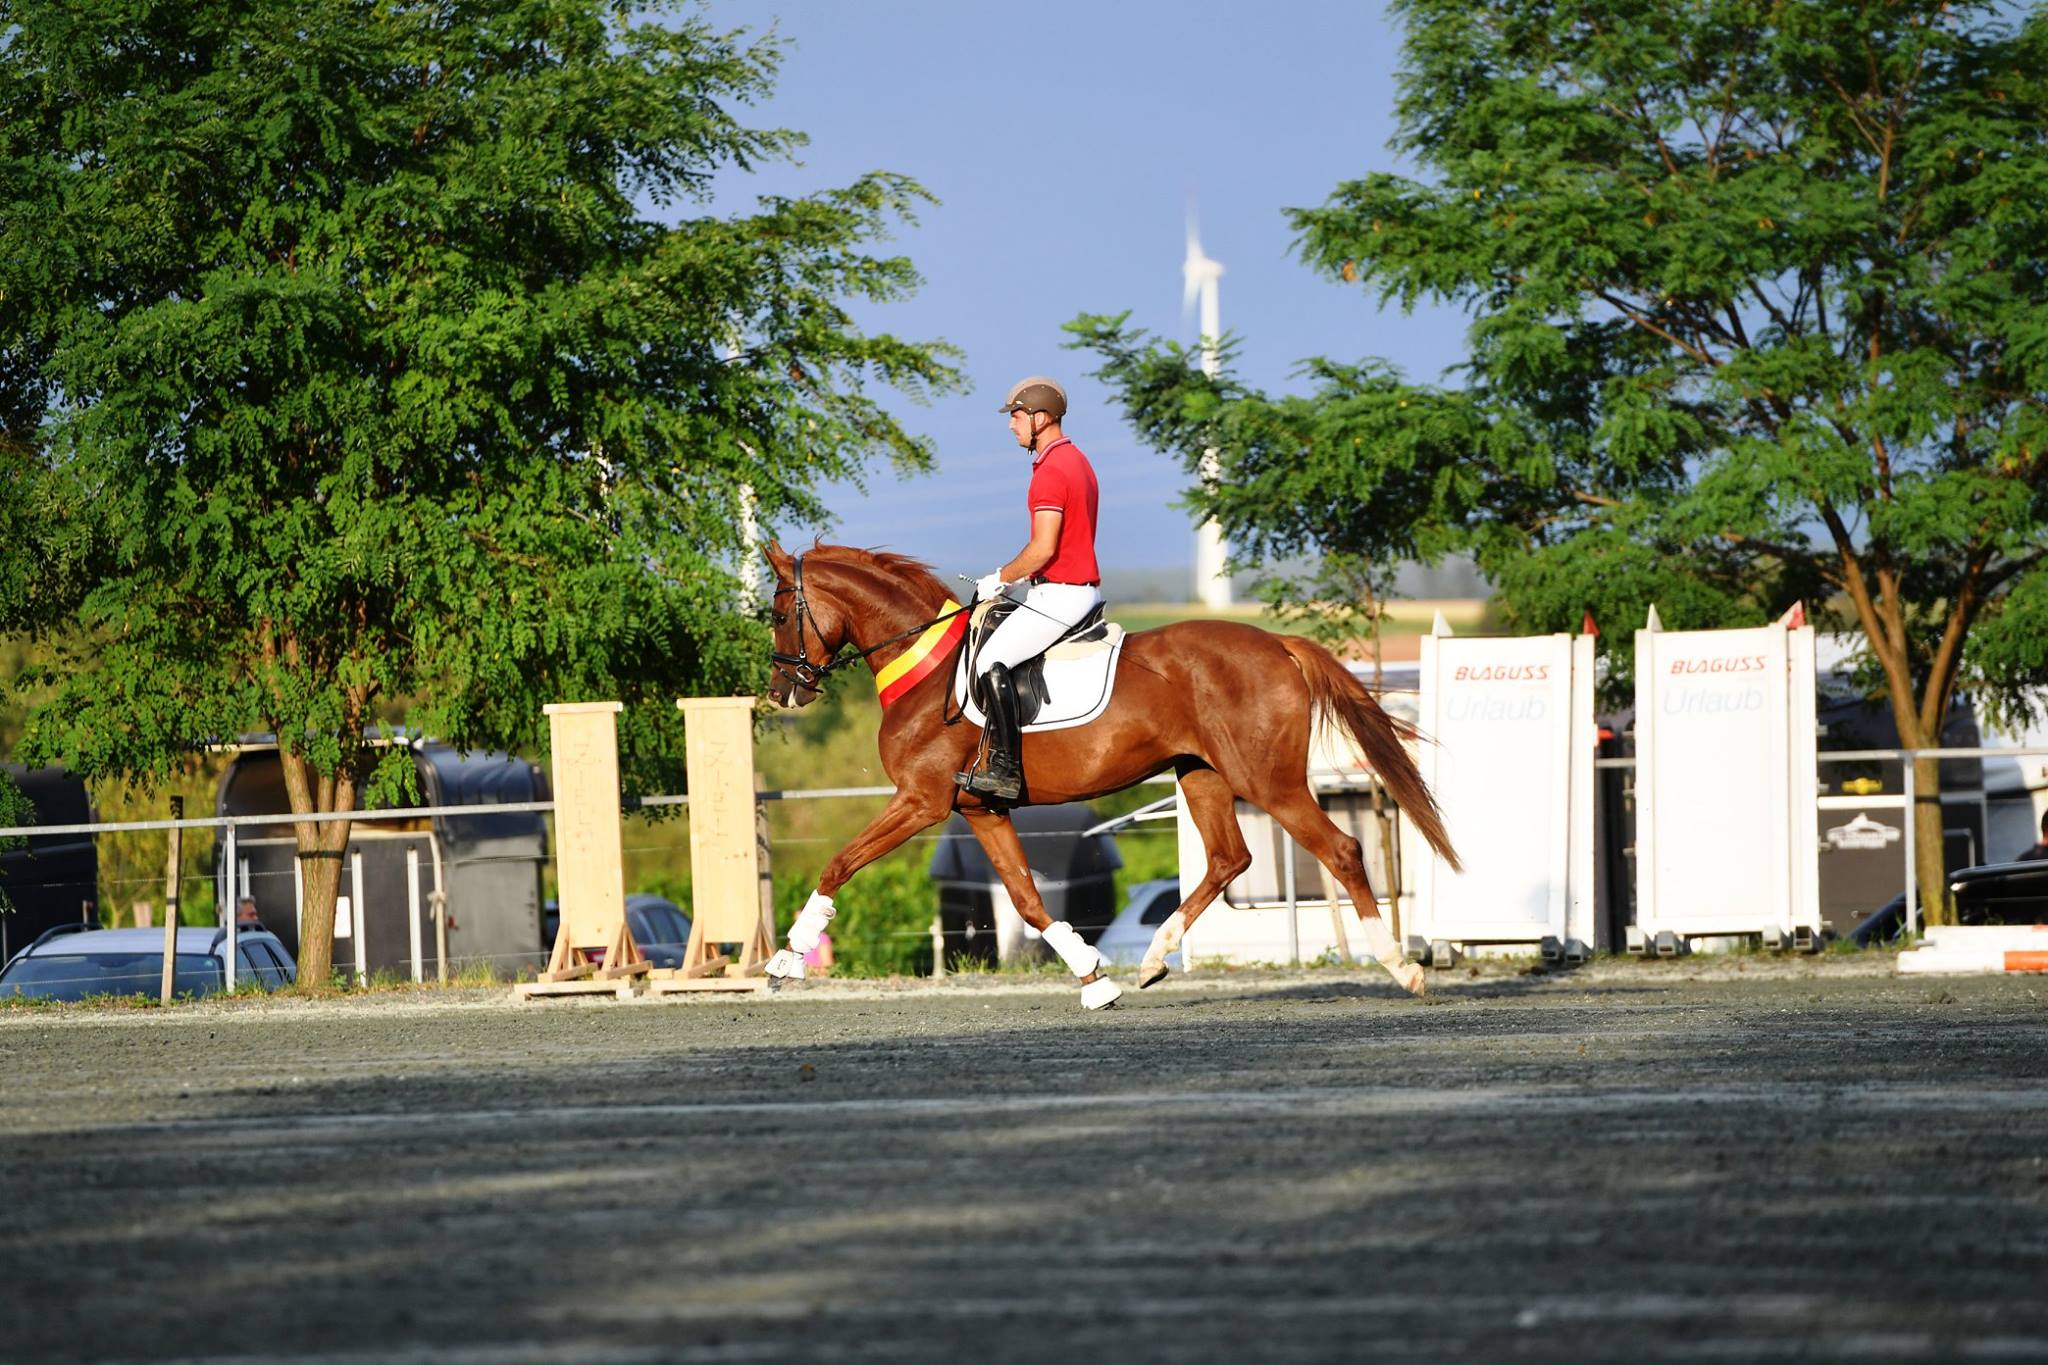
[1183, 208, 1233, 610]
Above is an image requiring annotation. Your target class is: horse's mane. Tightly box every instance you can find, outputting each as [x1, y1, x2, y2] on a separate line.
[805, 542, 953, 608]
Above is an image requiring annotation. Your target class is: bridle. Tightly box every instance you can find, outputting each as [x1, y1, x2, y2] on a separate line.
[769, 555, 836, 694]
[768, 553, 972, 696]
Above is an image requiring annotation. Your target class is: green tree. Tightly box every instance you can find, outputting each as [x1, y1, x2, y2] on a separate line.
[1, 0, 959, 984]
[1075, 0, 2048, 921]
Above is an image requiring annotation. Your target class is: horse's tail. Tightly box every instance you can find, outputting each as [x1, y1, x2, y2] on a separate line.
[1278, 636, 1462, 873]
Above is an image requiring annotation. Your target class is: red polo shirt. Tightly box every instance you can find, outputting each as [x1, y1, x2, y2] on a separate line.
[1026, 436, 1100, 585]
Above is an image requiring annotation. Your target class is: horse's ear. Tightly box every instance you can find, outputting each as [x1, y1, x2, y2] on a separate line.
[762, 540, 793, 577]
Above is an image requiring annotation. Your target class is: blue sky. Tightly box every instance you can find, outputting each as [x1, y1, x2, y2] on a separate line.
[701, 1, 1470, 589]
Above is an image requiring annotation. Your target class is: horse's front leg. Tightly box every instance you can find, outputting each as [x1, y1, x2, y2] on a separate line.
[959, 807, 1122, 1011]
[764, 792, 950, 983]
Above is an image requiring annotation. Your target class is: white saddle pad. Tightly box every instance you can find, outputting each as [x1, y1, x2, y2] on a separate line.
[955, 624, 1128, 733]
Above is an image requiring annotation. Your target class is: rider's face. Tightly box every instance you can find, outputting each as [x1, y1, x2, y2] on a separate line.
[1007, 408, 1037, 449]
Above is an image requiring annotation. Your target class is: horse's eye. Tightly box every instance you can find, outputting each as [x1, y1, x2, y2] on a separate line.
[772, 613, 786, 626]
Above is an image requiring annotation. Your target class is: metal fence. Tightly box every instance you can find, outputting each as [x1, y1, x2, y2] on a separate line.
[0, 776, 1183, 990]
[3, 745, 2042, 991]
[1594, 744, 2048, 938]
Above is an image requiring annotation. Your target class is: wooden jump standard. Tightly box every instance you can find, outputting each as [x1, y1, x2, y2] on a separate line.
[516, 697, 774, 1002]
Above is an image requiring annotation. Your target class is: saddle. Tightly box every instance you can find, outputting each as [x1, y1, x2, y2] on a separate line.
[954, 599, 1127, 733]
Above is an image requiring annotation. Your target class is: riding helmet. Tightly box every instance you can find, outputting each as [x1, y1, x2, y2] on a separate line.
[999, 376, 1068, 419]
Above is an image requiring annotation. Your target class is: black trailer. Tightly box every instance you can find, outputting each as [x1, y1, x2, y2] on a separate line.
[215, 742, 547, 979]
[0, 765, 98, 964]
[928, 802, 1121, 964]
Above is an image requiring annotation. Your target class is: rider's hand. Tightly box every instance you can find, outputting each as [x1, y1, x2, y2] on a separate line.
[974, 571, 1007, 601]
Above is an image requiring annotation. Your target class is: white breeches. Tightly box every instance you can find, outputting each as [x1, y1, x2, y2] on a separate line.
[975, 582, 1103, 676]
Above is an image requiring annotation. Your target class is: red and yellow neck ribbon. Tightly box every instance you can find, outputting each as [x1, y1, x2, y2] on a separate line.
[875, 600, 966, 707]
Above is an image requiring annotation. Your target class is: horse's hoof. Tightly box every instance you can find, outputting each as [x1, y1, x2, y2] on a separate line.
[1393, 962, 1427, 999]
[1138, 962, 1169, 989]
[1081, 976, 1123, 1011]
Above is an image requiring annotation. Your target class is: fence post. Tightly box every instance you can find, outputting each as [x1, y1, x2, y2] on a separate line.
[159, 798, 183, 1006]
[223, 821, 238, 991]
[1283, 827, 1300, 968]
[351, 848, 367, 987]
[434, 890, 449, 985]
[407, 847, 424, 984]
[1903, 754, 1919, 938]
[757, 798, 776, 968]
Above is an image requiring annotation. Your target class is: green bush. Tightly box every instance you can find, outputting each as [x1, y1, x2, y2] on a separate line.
[774, 855, 934, 978]
[634, 857, 935, 978]
[1110, 825, 1180, 911]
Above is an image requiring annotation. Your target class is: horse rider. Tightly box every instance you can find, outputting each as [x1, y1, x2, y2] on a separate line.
[956, 375, 1102, 802]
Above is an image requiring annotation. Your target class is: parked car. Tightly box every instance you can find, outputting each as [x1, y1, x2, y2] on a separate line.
[541, 894, 694, 969]
[1094, 878, 1185, 970]
[0, 925, 298, 1002]
[1849, 859, 2048, 947]
[624, 894, 693, 968]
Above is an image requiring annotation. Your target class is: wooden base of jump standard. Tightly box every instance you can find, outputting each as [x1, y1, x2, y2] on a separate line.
[513, 967, 773, 1001]
[633, 891, 780, 995]
[512, 968, 772, 1001]
[514, 976, 646, 1002]
[516, 916, 656, 1003]
[642, 969, 771, 996]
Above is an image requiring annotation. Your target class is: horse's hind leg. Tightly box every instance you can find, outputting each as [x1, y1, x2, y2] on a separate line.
[959, 807, 1122, 1010]
[1249, 783, 1427, 999]
[1139, 762, 1252, 989]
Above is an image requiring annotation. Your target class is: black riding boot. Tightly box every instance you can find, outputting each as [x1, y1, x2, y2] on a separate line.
[956, 664, 1024, 802]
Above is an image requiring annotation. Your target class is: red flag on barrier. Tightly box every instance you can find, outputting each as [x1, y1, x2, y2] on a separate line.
[1580, 610, 1599, 637]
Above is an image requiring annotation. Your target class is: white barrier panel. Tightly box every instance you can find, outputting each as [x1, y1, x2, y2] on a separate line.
[1635, 614, 1820, 940]
[1415, 630, 1598, 952]
[1898, 924, 2048, 975]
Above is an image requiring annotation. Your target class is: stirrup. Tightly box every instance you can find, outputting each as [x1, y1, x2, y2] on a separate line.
[954, 765, 1022, 802]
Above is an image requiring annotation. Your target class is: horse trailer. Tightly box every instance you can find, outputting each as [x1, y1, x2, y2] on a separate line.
[0, 765, 98, 964]
[215, 741, 548, 980]
[929, 802, 1122, 965]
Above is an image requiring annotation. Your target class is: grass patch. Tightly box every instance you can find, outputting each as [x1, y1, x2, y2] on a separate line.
[0, 987, 222, 1010]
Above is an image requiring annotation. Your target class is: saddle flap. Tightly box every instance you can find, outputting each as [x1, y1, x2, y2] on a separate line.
[954, 620, 1128, 735]
[1044, 622, 1125, 662]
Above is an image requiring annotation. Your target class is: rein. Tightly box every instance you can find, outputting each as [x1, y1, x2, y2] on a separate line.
[769, 554, 971, 694]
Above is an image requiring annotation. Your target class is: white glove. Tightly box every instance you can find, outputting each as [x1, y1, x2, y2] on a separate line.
[974, 571, 1007, 601]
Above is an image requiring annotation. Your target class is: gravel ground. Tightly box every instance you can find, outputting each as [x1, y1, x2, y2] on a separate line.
[3, 956, 2046, 1364]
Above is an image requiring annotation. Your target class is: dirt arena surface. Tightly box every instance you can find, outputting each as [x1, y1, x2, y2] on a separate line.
[4, 956, 2046, 1363]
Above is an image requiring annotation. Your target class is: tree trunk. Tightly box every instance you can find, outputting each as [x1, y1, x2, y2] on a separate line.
[1911, 754, 1949, 929]
[276, 745, 358, 991]
[1885, 687, 1951, 931]
[293, 826, 352, 986]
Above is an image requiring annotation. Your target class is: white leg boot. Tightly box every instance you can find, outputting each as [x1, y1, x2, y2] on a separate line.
[767, 891, 836, 983]
[1042, 920, 1121, 1011]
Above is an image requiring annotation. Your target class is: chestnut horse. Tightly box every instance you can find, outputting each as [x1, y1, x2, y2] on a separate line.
[762, 542, 1460, 1008]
